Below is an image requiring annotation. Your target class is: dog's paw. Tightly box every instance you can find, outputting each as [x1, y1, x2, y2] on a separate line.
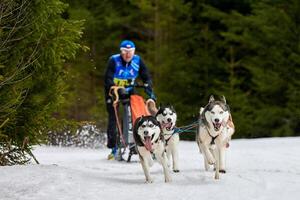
[165, 176, 172, 183]
[173, 169, 180, 173]
[214, 173, 220, 180]
[214, 168, 226, 173]
[145, 178, 153, 184]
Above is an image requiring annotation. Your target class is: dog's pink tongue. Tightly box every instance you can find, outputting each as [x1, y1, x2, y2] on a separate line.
[144, 137, 152, 151]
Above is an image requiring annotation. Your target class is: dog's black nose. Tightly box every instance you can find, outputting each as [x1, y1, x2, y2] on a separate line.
[167, 118, 172, 122]
[144, 131, 149, 135]
[214, 118, 219, 123]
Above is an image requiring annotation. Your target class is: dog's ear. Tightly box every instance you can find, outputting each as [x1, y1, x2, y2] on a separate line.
[167, 102, 171, 107]
[221, 95, 227, 104]
[133, 117, 144, 146]
[149, 116, 160, 127]
[209, 95, 215, 103]
[136, 116, 143, 126]
[171, 105, 175, 111]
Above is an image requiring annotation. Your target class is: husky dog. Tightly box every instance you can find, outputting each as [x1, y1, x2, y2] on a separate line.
[156, 105, 180, 172]
[196, 95, 235, 179]
[133, 116, 171, 183]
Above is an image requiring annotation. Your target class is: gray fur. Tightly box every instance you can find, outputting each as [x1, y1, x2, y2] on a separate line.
[200, 96, 230, 129]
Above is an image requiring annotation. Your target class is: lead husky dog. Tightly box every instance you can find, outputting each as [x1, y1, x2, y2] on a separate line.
[196, 95, 235, 179]
[156, 105, 180, 172]
[133, 115, 171, 183]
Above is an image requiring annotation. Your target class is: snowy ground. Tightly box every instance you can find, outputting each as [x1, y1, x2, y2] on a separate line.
[1, 137, 300, 200]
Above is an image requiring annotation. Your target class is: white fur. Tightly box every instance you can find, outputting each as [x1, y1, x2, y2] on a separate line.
[156, 107, 180, 172]
[196, 98, 235, 180]
[137, 141, 171, 183]
[136, 120, 171, 183]
[164, 134, 180, 172]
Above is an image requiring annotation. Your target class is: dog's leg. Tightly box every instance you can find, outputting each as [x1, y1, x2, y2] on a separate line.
[200, 143, 216, 165]
[171, 144, 180, 172]
[197, 130, 216, 165]
[218, 129, 229, 173]
[213, 148, 220, 180]
[197, 141, 209, 170]
[162, 151, 172, 182]
[203, 153, 210, 171]
[166, 146, 172, 168]
[139, 155, 153, 183]
[171, 134, 180, 172]
[196, 139, 203, 154]
[219, 146, 226, 173]
[196, 139, 209, 170]
[155, 143, 172, 183]
[172, 134, 179, 173]
[138, 149, 153, 183]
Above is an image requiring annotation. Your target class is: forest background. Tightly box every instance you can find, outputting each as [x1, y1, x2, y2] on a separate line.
[1, 0, 299, 163]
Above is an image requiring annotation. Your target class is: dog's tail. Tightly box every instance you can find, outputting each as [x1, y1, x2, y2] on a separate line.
[146, 99, 158, 116]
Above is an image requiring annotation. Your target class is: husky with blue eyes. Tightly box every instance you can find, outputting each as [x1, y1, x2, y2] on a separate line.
[133, 115, 171, 183]
[196, 95, 235, 179]
[156, 104, 180, 172]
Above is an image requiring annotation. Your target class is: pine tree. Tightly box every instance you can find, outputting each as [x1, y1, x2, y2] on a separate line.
[49, 0, 300, 139]
[199, 0, 300, 137]
[0, 0, 83, 165]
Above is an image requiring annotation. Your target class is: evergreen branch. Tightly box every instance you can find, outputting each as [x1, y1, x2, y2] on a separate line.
[0, 133, 8, 139]
[122, 23, 155, 38]
[0, 33, 42, 88]
[0, 1, 27, 49]
[0, 118, 9, 129]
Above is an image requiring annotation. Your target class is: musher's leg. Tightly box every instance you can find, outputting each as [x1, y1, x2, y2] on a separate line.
[106, 88, 128, 160]
[106, 98, 117, 149]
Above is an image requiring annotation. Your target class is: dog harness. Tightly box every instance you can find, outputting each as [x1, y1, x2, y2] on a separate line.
[207, 129, 219, 145]
[198, 118, 220, 145]
[164, 133, 175, 146]
[112, 54, 140, 87]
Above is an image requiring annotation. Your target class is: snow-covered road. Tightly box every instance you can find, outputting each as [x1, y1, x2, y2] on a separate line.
[1, 137, 300, 200]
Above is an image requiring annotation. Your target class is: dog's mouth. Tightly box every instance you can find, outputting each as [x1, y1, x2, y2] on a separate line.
[213, 122, 222, 131]
[144, 136, 152, 151]
[162, 122, 173, 131]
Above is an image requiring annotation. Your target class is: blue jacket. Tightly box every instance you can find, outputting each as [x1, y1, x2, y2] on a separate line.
[104, 54, 152, 98]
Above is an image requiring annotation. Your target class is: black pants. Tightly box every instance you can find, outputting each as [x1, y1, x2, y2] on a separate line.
[105, 88, 129, 149]
[106, 100, 117, 149]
